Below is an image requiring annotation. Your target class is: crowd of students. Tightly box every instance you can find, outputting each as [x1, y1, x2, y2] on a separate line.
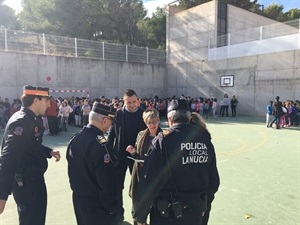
[0, 92, 239, 135]
[53, 94, 229, 127]
[266, 96, 300, 129]
[0, 98, 22, 129]
[2, 93, 299, 134]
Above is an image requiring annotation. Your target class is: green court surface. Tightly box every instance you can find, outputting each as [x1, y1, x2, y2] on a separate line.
[0, 116, 299, 225]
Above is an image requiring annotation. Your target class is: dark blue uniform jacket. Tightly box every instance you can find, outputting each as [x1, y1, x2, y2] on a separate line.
[66, 125, 118, 213]
[135, 123, 220, 223]
[0, 107, 52, 200]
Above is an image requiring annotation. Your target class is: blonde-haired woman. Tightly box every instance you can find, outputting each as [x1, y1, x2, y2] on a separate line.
[190, 112, 210, 136]
[126, 109, 162, 225]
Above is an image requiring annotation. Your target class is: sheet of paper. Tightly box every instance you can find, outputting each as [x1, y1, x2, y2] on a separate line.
[127, 156, 144, 163]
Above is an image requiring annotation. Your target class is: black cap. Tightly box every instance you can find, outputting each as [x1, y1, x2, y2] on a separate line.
[23, 85, 49, 97]
[167, 99, 189, 113]
[92, 102, 116, 119]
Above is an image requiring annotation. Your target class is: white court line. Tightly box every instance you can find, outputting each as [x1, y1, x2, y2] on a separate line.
[217, 159, 229, 164]
[219, 185, 241, 193]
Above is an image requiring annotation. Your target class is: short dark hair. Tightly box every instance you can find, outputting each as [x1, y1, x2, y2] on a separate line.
[124, 89, 137, 98]
[21, 94, 43, 107]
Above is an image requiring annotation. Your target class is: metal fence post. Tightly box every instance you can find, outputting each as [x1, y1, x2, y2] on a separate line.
[299, 19, 300, 50]
[102, 42, 105, 60]
[75, 38, 77, 57]
[260, 26, 263, 40]
[126, 45, 128, 62]
[227, 33, 231, 58]
[5, 29, 7, 51]
[146, 47, 149, 64]
[43, 33, 46, 55]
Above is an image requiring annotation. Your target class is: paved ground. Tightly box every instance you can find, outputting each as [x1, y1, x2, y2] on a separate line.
[0, 116, 299, 225]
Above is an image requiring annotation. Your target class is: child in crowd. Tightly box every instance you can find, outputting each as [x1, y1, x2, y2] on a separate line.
[0, 103, 5, 128]
[266, 101, 273, 127]
[59, 101, 73, 132]
[42, 114, 50, 135]
[279, 102, 287, 128]
[212, 98, 218, 117]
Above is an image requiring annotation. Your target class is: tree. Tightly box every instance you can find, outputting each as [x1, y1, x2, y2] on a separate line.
[136, 7, 166, 49]
[0, 0, 20, 29]
[18, 0, 147, 44]
[260, 3, 300, 22]
[50, 0, 105, 40]
[101, 0, 147, 45]
[136, 19, 156, 47]
[19, 0, 105, 39]
[18, 0, 55, 33]
[262, 3, 285, 21]
[149, 7, 166, 49]
[284, 8, 300, 21]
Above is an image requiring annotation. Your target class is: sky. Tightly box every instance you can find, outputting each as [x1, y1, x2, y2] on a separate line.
[3, 0, 300, 15]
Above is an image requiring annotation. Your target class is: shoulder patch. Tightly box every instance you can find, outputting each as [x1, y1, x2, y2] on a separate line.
[96, 135, 107, 144]
[17, 112, 26, 119]
[162, 129, 172, 137]
[14, 127, 24, 136]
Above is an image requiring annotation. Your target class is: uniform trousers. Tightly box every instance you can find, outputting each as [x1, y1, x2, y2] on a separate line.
[116, 158, 134, 222]
[149, 205, 203, 225]
[12, 176, 47, 225]
[72, 193, 116, 225]
[201, 202, 211, 225]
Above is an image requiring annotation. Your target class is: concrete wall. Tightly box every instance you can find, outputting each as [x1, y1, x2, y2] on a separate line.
[0, 52, 167, 100]
[167, 50, 300, 116]
[166, 1, 300, 116]
[167, 1, 216, 64]
[227, 5, 276, 34]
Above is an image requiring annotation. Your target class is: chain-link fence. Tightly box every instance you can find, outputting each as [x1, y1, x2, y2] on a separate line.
[0, 28, 166, 64]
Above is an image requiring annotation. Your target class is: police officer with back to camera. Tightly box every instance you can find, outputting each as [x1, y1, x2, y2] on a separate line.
[66, 102, 119, 225]
[135, 99, 220, 225]
[0, 85, 61, 225]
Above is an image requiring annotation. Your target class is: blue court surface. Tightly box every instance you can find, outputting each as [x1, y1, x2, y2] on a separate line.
[0, 116, 299, 225]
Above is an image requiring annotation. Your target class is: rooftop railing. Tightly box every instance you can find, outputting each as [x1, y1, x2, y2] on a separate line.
[212, 18, 300, 48]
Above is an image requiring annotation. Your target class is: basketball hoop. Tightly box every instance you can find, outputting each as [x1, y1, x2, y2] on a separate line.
[220, 75, 234, 87]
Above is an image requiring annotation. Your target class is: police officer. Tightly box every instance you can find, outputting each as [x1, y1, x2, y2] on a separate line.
[0, 85, 61, 225]
[135, 99, 220, 225]
[66, 102, 119, 225]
